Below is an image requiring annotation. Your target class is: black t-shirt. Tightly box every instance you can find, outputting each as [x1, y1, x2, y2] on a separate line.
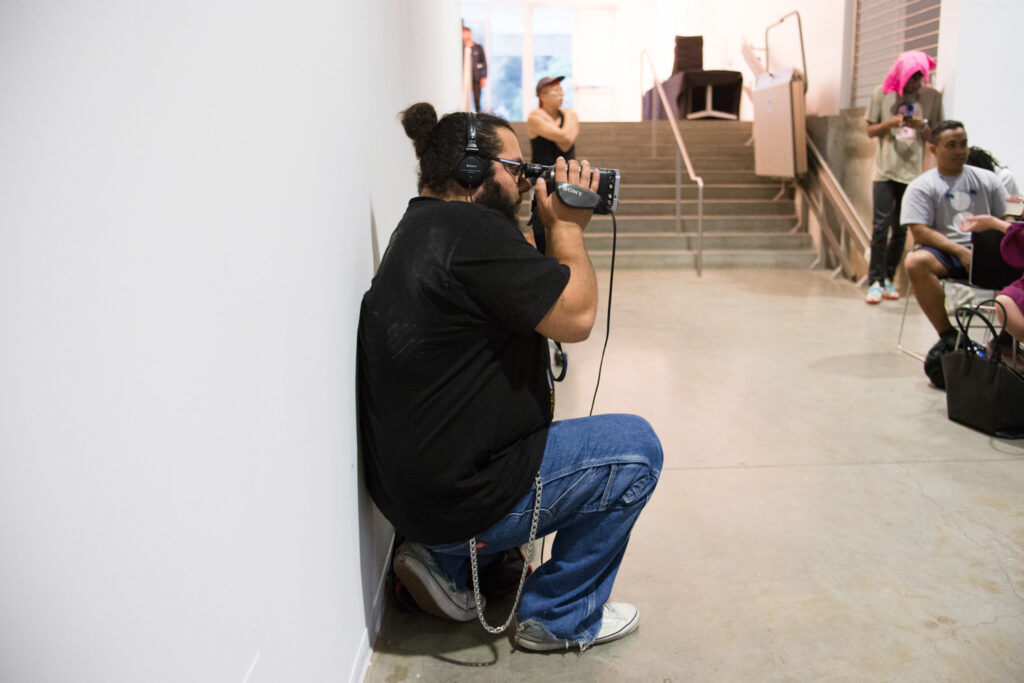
[530, 111, 576, 166]
[357, 197, 570, 544]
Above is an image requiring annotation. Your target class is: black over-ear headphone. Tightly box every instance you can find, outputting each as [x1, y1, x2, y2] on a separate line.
[454, 111, 487, 189]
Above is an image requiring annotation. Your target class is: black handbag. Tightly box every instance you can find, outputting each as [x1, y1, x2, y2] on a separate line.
[941, 300, 1024, 439]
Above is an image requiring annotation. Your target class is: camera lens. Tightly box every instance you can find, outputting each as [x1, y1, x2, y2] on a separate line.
[523, 163, 549, 180]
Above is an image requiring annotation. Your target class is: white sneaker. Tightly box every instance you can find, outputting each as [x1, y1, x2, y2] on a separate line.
[392, 541, 480, 622]
[592, 602, 640, 646]
[865, 284, 883, 304]
[514, 602, 640, 652]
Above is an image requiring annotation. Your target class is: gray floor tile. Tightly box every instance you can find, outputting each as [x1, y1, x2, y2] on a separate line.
[365, 269, 1024, 682]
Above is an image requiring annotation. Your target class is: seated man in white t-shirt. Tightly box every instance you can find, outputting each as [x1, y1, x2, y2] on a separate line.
[901, 120, 1010, 369]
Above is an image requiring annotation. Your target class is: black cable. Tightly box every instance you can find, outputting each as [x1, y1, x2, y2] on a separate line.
[549, 341, 567, 382]
[432, 645, 499, 667]
[589, 210, 616, 416]
[540, 207, 617, 570]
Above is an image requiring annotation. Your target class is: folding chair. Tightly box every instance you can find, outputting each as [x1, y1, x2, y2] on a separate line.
[896, 229, 1024, 360]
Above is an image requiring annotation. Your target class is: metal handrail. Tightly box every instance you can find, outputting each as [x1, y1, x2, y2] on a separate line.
[805, 137, 871, 251]
[765, 11, 808, 94]
[640, 49, 705, 275]
[747, 15, 871, 281]
[802, 136, 872, 282]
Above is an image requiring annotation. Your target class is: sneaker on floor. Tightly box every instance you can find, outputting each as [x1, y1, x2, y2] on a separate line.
[392, 541, 480, 622]
[882, 281, 899, 300]
[592, 602, 640, 646]
[924, 330, 960, 389]
[865, 284, 883, 304]
[477, 547, 531, 598]
[514, 602, 640, 652]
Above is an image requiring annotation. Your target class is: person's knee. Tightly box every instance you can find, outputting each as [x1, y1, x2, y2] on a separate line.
[997, 295, 1024, 341]
[996, 295, 1010, 326]
[639, 420, 664, 475]
[903, 250, 928, 277]
[606, 415, 662, 507]
[905, 249, 948, 282]
[610, 414, 663, 474]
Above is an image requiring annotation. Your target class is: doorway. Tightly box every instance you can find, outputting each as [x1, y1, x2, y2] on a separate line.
[461, 2, 615, 121]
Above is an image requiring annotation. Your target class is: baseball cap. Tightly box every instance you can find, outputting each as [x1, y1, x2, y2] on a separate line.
[536, 75, 565, 95]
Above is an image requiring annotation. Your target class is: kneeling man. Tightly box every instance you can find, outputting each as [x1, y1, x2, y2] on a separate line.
[357, 103, 662, 651]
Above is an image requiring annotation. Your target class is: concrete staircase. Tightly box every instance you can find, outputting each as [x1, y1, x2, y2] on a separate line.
[511, 120, 817, 269]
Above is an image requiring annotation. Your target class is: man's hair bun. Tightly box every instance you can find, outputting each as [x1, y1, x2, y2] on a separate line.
[397, 102, 511, 194]
[400, 103, 439, 159]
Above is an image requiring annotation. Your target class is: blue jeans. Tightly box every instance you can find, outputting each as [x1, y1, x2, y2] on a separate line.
[426, 413, 662, 646]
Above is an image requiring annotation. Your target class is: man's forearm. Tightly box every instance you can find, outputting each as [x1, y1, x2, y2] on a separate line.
[560, 111, 579, 151]
[543, 222, 597, 339]
[528, 113, 575, 149]
[910, 224, 969, 258]
[866, 118, 896, 139]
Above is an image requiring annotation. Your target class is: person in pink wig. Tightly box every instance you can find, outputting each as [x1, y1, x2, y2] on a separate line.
[864, 50, 944, 304]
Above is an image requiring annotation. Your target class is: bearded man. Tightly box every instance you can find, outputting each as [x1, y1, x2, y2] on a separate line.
[356, 103, 662, 651]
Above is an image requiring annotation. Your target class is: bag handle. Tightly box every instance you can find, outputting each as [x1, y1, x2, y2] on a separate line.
[953, 298, 1011, 364]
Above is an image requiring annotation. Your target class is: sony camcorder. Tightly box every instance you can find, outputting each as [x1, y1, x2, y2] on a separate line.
[523, 163, 620, 215]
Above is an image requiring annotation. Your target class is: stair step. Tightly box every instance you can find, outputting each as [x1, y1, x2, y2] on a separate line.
[619, 170, 783, 184]
[590, 148, 756, 158]
[576, 136, 754, 146]
[508, 119, 813, 269]
[584, 232, 813, 251]
[519, 198, 794, 218]
[514, 119, 751, 129]
[603, 158, 756, 171]
[589, 249, 818, 269]
[571, 122, 753, 137]
[624, 184, 793, 200]
[588, 215, 799, 233]
[616, 199, 794, 216]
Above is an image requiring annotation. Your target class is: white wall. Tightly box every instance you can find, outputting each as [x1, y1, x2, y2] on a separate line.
[659, 0, 850, 120]
[612, 0, 659, 121]
[937, 0, 1024, 184]
[522, 0, 848, 122]
[489, 0, 660, 122]
[0, 2, 459, 682]
[463, 0, 848, 123]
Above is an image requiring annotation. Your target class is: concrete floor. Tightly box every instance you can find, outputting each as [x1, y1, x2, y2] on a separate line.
[364, 269, 1024, 683]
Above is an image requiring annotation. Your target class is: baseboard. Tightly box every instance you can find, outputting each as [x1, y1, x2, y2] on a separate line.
[370, 529, 395, 643]
[348, 629, 372, 683]
[351, 529, 395, 683]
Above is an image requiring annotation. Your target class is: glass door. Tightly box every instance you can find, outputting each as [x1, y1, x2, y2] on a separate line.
[568, 7, 614, 121]
[462, 4, 524, 120]
[461, 2, 614, 121]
